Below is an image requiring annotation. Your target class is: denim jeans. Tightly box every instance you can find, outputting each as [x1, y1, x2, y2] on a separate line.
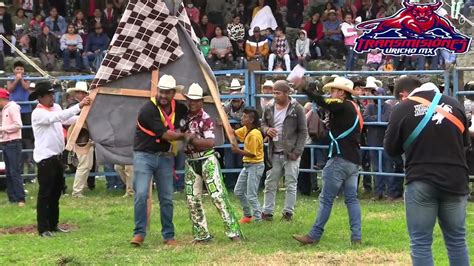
[263, 154, 301, 215]
[234, 162, 264, 220]
[82, 53, 96, 69]
[345, 45, 355, 71]
[369, 150, 394, 197]
[105, 164, 124, 189]
[308, 157, 361, 241]
[133, 151, 175, 240]
[3, 140, 24, 202]
[405, 181, 469, 266]
[62, 49, 82, 70]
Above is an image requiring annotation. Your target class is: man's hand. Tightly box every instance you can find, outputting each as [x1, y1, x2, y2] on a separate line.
[15, 73, 22, 81]
[79, 96, 92, 108]
[266, 128, 278, 138]
[288, 152, 299, 161]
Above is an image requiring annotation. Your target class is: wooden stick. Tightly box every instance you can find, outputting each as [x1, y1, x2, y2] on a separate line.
[151, 70, 159, 97]
[198, 64, 237, 145]
[65, 89, 99, 151]
[97, 87, 151, 97]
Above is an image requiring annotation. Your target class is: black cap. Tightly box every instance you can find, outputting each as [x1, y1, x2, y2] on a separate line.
[28, 81, 55, 101]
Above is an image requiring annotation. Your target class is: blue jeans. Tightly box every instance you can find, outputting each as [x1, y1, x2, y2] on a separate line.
[3, 140, 24, 202]
[104, 164, 124, 189]
[308, 157, 361, 241]
[82, 53, 96, 69]
[345, 45, 355, 71]
[62, 49, 82, 70]
[369, 150, 394, 197]
[405, 181, 469, 266]
[234, 162, 264, 220]
[133, 151, 175, 240]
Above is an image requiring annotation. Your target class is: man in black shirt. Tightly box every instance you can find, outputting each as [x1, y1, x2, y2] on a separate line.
[130, 75, 190, 247]
[384, 76, 470, 265]
[293, 77, 362, 245]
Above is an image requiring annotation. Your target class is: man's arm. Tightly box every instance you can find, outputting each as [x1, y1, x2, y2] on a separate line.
[32, 104, 81, 126]
[292, 104, 308, 157]
[261, 107, 271, 136]
[383, 106, 404, 157]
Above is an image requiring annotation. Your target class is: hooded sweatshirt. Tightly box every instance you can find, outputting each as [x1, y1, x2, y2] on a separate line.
[199, 37, 210, 57]
[295, 30, 310, 57]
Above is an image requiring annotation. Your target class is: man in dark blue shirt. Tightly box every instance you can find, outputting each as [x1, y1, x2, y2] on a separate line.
[82, 23, 110, 73]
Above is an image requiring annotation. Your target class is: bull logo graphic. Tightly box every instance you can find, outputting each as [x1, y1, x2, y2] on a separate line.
[354, 0, 472, 56]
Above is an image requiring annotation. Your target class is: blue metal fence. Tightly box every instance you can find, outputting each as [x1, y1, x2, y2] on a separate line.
[0, 69, 452, 179]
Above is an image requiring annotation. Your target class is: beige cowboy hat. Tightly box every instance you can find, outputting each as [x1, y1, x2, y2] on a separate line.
[262, 80, 274, 88]
[67, 123, 93, 155]
[158, 74, 184, 91]
[185, 83, 204, 100]
[322, 76, 355, 94]
[364, 76, 383, 89]
[67, 81, 89, 94]
[0, 2, 6, 8]
[321, 74, 339, 85]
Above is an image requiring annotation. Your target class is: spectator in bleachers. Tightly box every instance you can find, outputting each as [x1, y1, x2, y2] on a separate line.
[82, 22, 109, 73]
[60, 23, 83, 71]
[36, 25, 58, 71]
[376, 4, 386, 18]
[112, 0, 127, 13]
[320, 10, 345, 60]
[0, 88, 25, 207]
[365, 49, 382, 70]
[88, 8, 106, 33]
[72, 10, 88, 43]
[199, 36, 210, 57]
[286, 0, 304, 28]
[341, 13, 357, 71]
[49, 0, 66, 16]
[235, 2, 248, 26]
[356, 0, 375, 21]
[34, 0, 50, 18]
[199, 14, 215, 40]
[252, 0, 265, 18]
[7, 61, 34, 179]
[0, 2, 14, 56]
[380, 56, 394, 71]
[234, 39, 247, 69]
[209, 26, 233, 69]
[303, 12, 324, 59]
[268, 27, 290, 71]
[205, 0, 224, 26]
[21, 0, 34, 18]
[102, 2, 118, 39]
[295, 29, 310, 68]
[245, 26, 269, 63]
[265, 27, 274, 48]
[321, 2, 342, 21]
[185, 0, 200, 24]
[341, 0, 357, 19]
[227, 13, 245, 53]
[12, 8, 30, 54]
[440, 50, 456, 70]
[45, 7, 67, 39]
[28, 14, 43, 55]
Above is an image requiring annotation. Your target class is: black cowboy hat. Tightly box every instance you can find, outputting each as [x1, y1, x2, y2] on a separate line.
[28, 81, 55, 101]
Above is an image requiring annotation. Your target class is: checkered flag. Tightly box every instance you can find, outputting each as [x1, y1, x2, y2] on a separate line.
[91, 0, 184, 89]
[176, 4, 200, 47]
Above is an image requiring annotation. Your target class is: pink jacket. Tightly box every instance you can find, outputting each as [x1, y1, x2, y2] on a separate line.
[0, 101, 22, 143]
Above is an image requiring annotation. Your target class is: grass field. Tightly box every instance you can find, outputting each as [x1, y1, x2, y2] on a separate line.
[0, 179, 473, 265]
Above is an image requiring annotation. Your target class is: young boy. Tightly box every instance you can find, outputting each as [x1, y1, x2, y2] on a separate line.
[232, 107, 265, 223]
[199, 37, 210, 57]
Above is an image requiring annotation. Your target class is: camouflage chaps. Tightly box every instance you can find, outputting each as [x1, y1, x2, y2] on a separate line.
[184, 154, 242, 240]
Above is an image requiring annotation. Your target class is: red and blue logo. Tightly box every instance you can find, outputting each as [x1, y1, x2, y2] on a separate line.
[354, 0, 472, 56]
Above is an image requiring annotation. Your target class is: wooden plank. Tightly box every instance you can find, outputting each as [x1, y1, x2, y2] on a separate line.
[98, 87, 151, 97]
[174, 92, 214, 103]
[151, 70, 159, 96]
[65, 88, 99, 151]
[198, 63, 237, 145]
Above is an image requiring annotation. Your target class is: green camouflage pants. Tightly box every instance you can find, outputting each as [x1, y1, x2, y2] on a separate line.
[185, 154, 242, 240]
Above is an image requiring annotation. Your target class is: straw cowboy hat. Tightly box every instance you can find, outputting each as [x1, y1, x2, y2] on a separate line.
[67, 123, 93, 155]
[322, 74, 339, 86]
[185, 83, 204, 100]
[322, 76, 355, 94]
[158, 74, 184, 91]
[364, 76, 383, 89]
[262, 80, 274, 88]
[67, 81, 89, 94]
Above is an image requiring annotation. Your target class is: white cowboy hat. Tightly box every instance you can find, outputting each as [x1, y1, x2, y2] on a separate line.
[67, 81, 89, 94]
[29, 82, 35, 89]
[262, 80, 274, 88]
[0, 2, 6, 8]
[158, 74, 184, 91]
[365, 76, 383, 89]
[323, 76, 355, 94]
[185, 83, 204, 100]
[229, 78, 242, 91]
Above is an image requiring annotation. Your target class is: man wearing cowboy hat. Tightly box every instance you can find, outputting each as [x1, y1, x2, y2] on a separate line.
[320, 9, 345, 60]
[30, 81, 91, 237]
[260, 80, 274, 109]
[182, 83, 242, 243]
[67, 82, 95, 198]
[0, 88, 24, 207]
[294, 76, 363, 245]
[261, 80, 307, 222]
[131, 74, 190, 247]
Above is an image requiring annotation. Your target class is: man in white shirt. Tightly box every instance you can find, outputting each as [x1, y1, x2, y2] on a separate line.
[29, 81, 91, 237]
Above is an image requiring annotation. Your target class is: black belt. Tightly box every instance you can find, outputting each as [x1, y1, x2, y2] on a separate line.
[44, 154, 63, 161]
[273, 151, 285, 155]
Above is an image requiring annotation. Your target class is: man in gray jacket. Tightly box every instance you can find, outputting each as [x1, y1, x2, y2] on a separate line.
[261, 80, 308, 221]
